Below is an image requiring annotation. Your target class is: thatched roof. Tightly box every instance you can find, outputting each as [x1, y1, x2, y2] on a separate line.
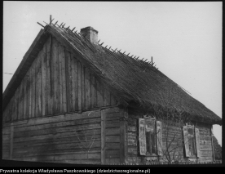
[3, 22, 222, 125]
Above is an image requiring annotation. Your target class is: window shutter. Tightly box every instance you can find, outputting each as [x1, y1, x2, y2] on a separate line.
[183, 125, 190, 157]
[138, 118, 146, 155]
[156, 121, 163, 156]
[195, 127, 201, 158]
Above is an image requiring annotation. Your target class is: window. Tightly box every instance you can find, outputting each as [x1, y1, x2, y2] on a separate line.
[138, 117, 163, 156]
[183, 125, 200, 158]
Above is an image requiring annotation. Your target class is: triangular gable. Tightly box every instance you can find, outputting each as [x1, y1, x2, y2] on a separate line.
[3, 30, 120, 122]
[3, 24, 222, 125]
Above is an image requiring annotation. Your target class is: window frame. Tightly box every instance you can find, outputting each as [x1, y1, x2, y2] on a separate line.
[138, 117, 162, 157]
[183, 124, 200, 158]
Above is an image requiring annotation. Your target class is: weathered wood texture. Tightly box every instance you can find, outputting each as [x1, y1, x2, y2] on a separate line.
[4, 110, 101, 164]
[101, 107, 125, 164]
[2, 126, 10, 159]
[160, 120, 184, 161]
[3, 36, 118, 123]
[125, 114, 214, 164]
[126, 114, 142, 164]
[195, 124, 213, 162]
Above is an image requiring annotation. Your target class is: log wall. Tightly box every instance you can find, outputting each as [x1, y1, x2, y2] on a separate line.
[125, 112, 214, 164]
[101, 107, 126, 164]
[3, 110, 102, 164]
[3, 35, 117, 123]
[196, 124, 213, 162]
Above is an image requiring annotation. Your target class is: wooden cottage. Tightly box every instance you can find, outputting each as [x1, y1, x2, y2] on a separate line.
[2, 20, 222, 165]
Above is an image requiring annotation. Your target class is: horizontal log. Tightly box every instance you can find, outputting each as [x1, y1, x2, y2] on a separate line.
[127, 157, 141, 163]
[14, 133, 101, 149]
[127, 132, 136, 139]
[53, 152, 101, 161]
[200, 136, 212, 141]
[105, 158, 120, 164]
[162, 135, 183, 142]
[162, 129, 183, 135]
[162, 125, 182, 132]
[2, 136, 10, 142]
[199, 157, 213, 162]
[128, 147, 137, 155]
[55, 159, 101, 164]
[200, 147, 212, 151]
[2, 145, 10, 150]
[199, 130, 211, 135]
[14, 117, 100, 133]
[199, 140, 212, 146]
[2, 155, 10, 160]
[3, 123, 11, 128]
[13, 152, 101, 161]
[105, 120, 120, 128]
[200, 144, 212, 150]
[105, 142, 120, 150]
[103, 107, 120, 114]
[14, 148, 101, 158]
[105, 135, 120, 143]
[105, 150, 120, 158]
[14, 128, 101, 143]
[105, 113, 122, 121]
[128, 119, 137, 126]
[200, 150, 212, 157]
[128, 138, 137, 146]
[2, 143, 10, 149]
[14, 140, 101, 154]
[127, 126, 137, 132]
[13, 110, 100, 128]
[105, 128, 120, 135]
[14, 123, 101, 138]
[2, 131, 10, 136]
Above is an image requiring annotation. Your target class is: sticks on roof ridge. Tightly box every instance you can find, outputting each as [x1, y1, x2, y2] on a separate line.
[59, 23, 63, 27]
[123, 51, 126, 54]
[50, 15, 52, 24]
[43, 21, 48, 25]
[127, 53, 130, 56]
[108, 46, 111, 50]
[51, 18, 54, 24]
[55, 21, 58, 25]
[100, 42, 104, 46]
[37, 22, 45, 28]
[72, 27, 76, 31]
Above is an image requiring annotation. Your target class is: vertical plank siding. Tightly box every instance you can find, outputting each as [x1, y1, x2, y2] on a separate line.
[2, 36, 118, 125]
[2, 36, 119, 164]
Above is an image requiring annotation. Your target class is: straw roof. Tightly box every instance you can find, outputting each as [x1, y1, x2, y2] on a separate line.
[3, 22, 222, 125]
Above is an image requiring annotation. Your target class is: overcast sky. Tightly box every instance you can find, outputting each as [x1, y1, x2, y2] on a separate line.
[3, 2, 222, 145]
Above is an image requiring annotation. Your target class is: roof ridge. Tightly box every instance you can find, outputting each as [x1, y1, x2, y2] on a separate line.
[3, 17, 220, 125]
